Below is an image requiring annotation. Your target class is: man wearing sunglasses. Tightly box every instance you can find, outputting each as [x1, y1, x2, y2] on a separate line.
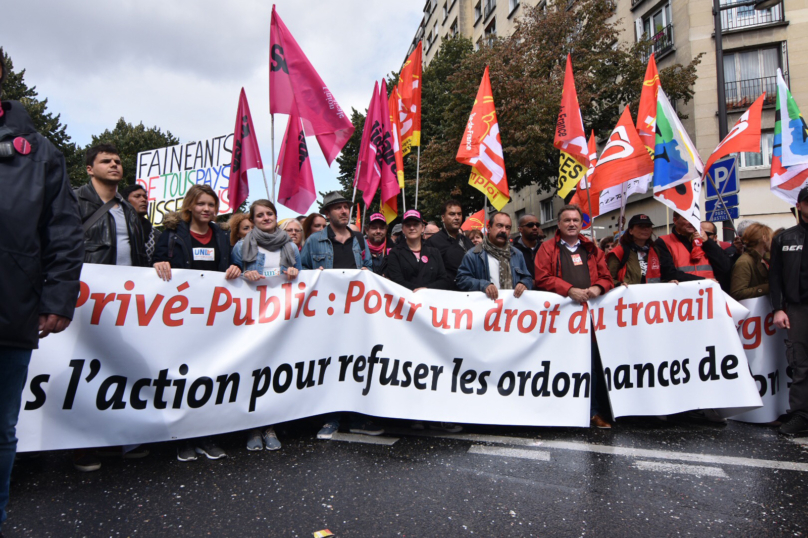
[513, 214, 544, 280]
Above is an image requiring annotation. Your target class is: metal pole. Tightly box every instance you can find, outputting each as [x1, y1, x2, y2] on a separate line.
[414, 145, 421, 209]
[270, 115, 277, 205]
[618, 181, 628, 234]
[584, 179, 596, 238]
[259, 168, 271, 201]
[350, 161, 362, 223]
[713, 0, 733, 241]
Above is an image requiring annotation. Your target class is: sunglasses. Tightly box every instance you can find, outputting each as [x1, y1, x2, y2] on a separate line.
[521, 222, 540, 228]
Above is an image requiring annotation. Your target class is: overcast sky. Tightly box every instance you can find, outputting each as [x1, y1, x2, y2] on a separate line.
[3, 0, 424, 219]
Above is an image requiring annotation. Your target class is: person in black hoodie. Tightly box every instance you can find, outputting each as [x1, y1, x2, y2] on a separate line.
[0, 52, 84, 534]
[152, 184, 241, 462]
[386, 210, 451, 291]
[425, 199, 473, 290]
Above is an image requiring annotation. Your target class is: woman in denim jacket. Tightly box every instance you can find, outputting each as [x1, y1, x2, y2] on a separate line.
[231, 199, 301, 451]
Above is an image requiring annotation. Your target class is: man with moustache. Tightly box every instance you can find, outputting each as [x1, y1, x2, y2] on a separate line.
[455, 212, 532, 299]
[364, 212, 389, 275]
[425, 199, 474, 290]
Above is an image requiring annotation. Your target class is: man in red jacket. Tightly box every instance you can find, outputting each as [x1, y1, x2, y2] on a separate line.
[534, 204, 614, 428]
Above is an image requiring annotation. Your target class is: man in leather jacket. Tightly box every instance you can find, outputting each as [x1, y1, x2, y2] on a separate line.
[76, 144, 147, 267]
[0, 50, 84, 535]
[771, 187, 808, 435]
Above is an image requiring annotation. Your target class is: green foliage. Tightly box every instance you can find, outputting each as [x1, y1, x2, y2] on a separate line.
[88, 118, 179, 188]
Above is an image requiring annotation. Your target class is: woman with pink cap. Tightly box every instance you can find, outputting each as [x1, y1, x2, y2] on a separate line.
[386, 210, 452, 291]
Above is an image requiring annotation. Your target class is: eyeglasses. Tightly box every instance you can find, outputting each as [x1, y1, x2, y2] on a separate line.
[521, 222, 540, 228]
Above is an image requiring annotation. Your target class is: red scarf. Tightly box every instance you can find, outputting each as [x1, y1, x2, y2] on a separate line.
[368, 238, 387, 255]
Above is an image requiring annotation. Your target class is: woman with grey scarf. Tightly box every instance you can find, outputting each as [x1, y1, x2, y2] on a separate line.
[232, 200, 301, 281]
[231, 200, 301, 452]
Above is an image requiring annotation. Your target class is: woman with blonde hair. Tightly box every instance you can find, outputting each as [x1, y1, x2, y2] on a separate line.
[228, 212, 254, 247]
[280, 218, 305, 250]
[730, 222, 773, 300]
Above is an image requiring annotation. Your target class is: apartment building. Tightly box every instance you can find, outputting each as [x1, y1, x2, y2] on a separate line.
[409, 0, 808, 240]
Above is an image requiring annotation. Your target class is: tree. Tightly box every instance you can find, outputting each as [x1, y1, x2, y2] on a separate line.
[418, 0, 702, 218]
[1, 51, 84, 185]
[87, 118, 179, 188]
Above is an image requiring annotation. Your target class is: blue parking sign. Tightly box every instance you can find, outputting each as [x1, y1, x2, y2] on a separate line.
[705, 155, 739, 199]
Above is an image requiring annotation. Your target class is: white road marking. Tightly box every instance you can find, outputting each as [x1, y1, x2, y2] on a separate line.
[401, 431, 808, 472]
[633, 460, 729, 478]
[788, 437, 808, 447]
[467, 445, 551, 461]
[330, 432, 399, 445]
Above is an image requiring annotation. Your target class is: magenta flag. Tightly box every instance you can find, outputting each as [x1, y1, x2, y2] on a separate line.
[228, 88, 263, 211]
[277, 107, 316, 214]
[377, 79, 401, 216]
[269, 6, 355, 165]
[354, 81, 380, 193]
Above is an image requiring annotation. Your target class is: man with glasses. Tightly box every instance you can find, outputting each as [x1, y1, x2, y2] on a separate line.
[513, 214, 544, 280]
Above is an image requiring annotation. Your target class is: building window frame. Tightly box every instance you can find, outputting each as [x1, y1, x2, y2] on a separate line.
[739, 130, 774, 169]
[723, 45, 782, 111]
[541, 200, 554, 224]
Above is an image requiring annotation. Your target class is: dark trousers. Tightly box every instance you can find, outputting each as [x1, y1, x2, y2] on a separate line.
[786, 303, 808, 419]
[591, 341, 610, 418]
[0, 347, 32, 530]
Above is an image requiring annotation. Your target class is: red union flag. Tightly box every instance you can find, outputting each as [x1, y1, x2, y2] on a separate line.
[397, 42, 422, 155]
[269, 6, 354, 165]
[554, 55, 589, 199]
[228, 88, 263, 211]
[276, 106, 316, 214]
[456, 66, 509, 210]
[388, 85, 406, 189]
[571, 131, 600, 218]
[590, 106, 653, 193]
[636, 53, 660, 157]
[703, 93, 765, 174]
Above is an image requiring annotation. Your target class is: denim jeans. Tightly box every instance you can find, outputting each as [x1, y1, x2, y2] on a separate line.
[0, 346, 32, 530]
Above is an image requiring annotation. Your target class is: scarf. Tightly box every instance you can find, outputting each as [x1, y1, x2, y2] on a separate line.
[241, 227, 297, 270]
[368, 238, 387, 256]
[482, 236, 513, 290]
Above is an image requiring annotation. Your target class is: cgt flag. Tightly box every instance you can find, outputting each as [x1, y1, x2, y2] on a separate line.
[456, 66, 510, 210]
[397, 42, 423, 156]
[771, 68, 808, 203]
[571, 131, 600, 220]
[637, 53, 660, 159]
[276, 106, 316, 214]
[269, 6, 354, 165]
[590, 107, 653, 194]
[228, 88, 264, 211]
[703, 93, 765, 174]
[388, 85, 406, 189]
[461, 209, 487, 231]
[554, 55, 589, 199]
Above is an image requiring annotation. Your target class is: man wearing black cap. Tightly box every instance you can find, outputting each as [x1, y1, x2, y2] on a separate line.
[0, 49, 84, 535]
[300, 191, 372, 271]
[607, 214, 668, 286]
[771, 186, 808, 435]
[365, 212, 389, 275]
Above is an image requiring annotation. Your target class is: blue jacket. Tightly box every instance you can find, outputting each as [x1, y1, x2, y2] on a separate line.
[456, 243, 534, 292]
[300, 228, 372, 270]
[231, 240, 302, 275]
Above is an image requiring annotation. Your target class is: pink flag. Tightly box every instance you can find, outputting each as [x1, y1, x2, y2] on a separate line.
[356, 81, 399, 211]
[377, 80, 402, 222]
[270, 6, 355, 165]
[277, 107, 316, 213]
[228, 88, 263, 211]
[354, 81, 380, 192]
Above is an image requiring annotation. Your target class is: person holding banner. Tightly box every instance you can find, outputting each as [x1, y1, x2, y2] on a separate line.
[365, 213, 389, 275]
[386, 210, 452, 291]
[730, 223, 772, 301]
[607, 214, 669, 286]
[231, 200, 300, 451]
[456, 212, 533, 300]
[770, 187, 808, 435]
[228, 213, 253, 247]
[655, 214, 732, 284]
[534, 204, 613, 428]
[426, 200, 474, 290]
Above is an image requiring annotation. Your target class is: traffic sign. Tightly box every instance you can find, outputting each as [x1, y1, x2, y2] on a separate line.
[705, 195, 739, 214]
[705, 155, 739, 200]
[708, 206, 739, 222]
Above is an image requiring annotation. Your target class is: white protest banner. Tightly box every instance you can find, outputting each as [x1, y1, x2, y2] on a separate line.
[18, 266, 594, 452]
[731, 297, 791, 423]
[590, 281, 763, 418]
[135, 134, 234, 225]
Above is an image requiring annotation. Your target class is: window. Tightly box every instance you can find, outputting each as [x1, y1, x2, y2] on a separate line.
[474, 1, 482, 24]
[639, 3, 673, 58]
[515, 209, 526, 223]
[449, 18, 459, 37]
[475, 37, 482, 51]
[484, 0, 497, 20]
[426, 31, 433, 51]
[485, 18, 497, 46]
[510, 0, 520, 12]
[723, 47, 780, 110]
[739, 131, 774, 168]
[541, 200, 554, 224]
[443, 2, 448, 21]
[720, 0, 783, 31]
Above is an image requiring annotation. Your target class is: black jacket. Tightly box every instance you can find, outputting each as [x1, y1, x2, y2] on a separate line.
[385, 242, 451, 290]
[153, 213, 232, 271]
[0, 100, 84, 349]
[769, 223, 806, 311]
[512, 236, 541, 279]
[655, 230, 733, 286]
[76, 182, 147, 266]
[424, 228, 474, 290]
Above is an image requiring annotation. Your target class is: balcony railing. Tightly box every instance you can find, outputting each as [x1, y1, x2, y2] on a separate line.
[720, 0, 783, 31]
[724, 75, 778, 110]
[484, 0, 496, 20]
[641, 24, 673, 61]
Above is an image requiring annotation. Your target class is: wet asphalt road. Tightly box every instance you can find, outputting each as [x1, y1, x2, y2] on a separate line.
[5, 416, 808, 538]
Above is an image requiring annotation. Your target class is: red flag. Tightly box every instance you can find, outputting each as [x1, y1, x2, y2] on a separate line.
[228, 88, 263, 211]
[703, 93, 766, 174]
[571, 131, 600, 218]
[378, 80, 401, 223]
[636, 53, 660, 156]
[456, 66, 510, 210]
[276, 107, 316, 214]
[461, 209, 488, 231]
[269, 6, 355, 165]
[388, 86, 406, 189]
[554, 55, 589, 165]
[589, 107, 653, 193]
[397, 42, 423, 155]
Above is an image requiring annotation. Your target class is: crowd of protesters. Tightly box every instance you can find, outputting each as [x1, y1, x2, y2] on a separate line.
[4, 97, 808, 534]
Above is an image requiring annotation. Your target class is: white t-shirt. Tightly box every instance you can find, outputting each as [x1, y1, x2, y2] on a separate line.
[488, 256, 501, 289]
[111, 205, 131, 266]
[258, 246, 282, 277]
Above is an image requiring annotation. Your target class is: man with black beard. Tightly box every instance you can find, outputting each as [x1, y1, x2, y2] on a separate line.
[455, 212, 533, 299]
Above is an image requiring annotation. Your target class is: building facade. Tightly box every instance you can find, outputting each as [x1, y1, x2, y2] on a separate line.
[409, 0, 807, 240]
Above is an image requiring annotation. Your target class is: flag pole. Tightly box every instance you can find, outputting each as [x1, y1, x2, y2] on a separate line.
[584, 180, 596, 238]
[350, 161, 362, 223]
[414, 145, 421, 209]
[260, 168, 271, 201]
[270, 115, 277, 204]
[618, 181, 628, 234]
